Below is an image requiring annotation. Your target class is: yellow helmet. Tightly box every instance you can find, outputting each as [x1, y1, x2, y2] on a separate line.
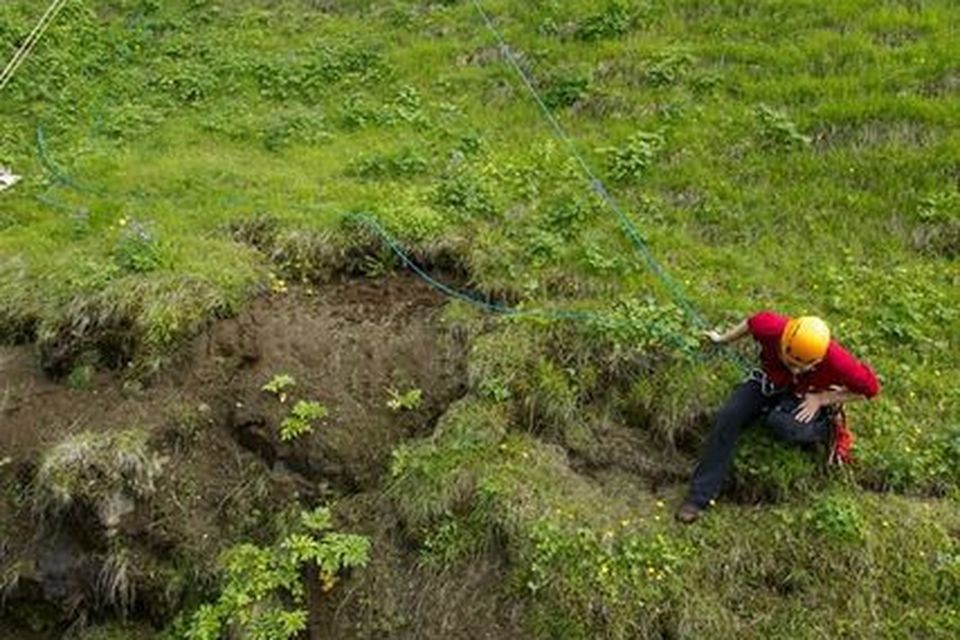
[780, 316, 830, 368]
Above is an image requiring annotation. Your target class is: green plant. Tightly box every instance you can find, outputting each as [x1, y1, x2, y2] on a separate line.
[543, 69, 592, 109]
[392, 85, 426, 126]
[602, 132, 664, 184]
[345, 148, 428, 180]
[917, 189, 960, 225]
[644, 51, 695, 87]
[804, 493, 865, 544]
[262, 373, 296, 403]
[280, 400, 328, 441]
[433, 170, 497, 220]
[338, 93, 388, 130]
[386, 387, 422, 412]
[360, 252, 392, 278]
[67, 361, 96, 390]
[755, 104, 811, 150]
[113, 218, 165, 274]
[583, 295, 699, 357]
[260, 108, 331, 152]
[524, 518, 690, 638]
[575, 1, 637, 42]
[457, 132, 484, 155]
[538, 198, 593, 240]
[252, 43, 385, 103]
[912, 189, 959, 258]
[176, 507, 370, 640]
[731, 429, 820, 502]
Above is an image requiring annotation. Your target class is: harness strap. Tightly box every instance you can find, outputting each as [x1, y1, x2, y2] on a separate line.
[746, 368, 785, 397]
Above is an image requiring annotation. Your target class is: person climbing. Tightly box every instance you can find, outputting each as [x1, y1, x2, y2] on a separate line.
[676, 312, 880, 524]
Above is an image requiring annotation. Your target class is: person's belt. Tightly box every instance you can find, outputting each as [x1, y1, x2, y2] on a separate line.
[746, 368, 786, 397]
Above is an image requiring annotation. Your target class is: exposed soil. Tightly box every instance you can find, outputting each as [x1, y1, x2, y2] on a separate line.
[1, 274, 466, 478]
[0, 273, 511, 638]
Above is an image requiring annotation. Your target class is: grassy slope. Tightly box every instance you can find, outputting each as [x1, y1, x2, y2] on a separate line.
[2, 0, 958, 637]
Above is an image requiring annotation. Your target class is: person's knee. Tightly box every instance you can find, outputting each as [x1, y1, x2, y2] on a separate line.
[766, 407, 829, 444]
[764, 408, 796, 440]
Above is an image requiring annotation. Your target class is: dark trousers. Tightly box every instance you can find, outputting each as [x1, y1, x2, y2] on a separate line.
[686, 380, 832, 508]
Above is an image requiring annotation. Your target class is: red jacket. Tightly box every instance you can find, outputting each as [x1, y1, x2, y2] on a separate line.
[747, 311, 880, 464]
[747, 311, 880, 398]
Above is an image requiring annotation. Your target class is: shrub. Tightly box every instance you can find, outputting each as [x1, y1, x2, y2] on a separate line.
[644, 51, 695, 87]
[345, 148, 428, 180]
[575, 1, 637, 42]
[433, 170, 497, 220]
[602, 132, 664, 184]
[174, 507, 370, 640]
[543, 69, 592, 109]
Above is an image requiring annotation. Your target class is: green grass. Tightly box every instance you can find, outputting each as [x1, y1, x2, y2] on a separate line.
[3, 0, 959, 636]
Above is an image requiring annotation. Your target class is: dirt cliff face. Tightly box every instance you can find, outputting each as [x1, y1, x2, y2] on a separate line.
[0, 274, 491, 638]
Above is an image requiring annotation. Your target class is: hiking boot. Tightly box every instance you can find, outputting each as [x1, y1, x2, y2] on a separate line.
[675, 502, 702, 524]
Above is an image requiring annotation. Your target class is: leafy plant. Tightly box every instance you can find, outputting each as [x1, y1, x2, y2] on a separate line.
[260, 109, 331, 152]
[602, 132, 664, 184]
[280, 400, 328, 441]
[338, 93, 388, 130]
[457, 132, 484, 155]
[346, 148, 428, 180]
[113, 218, 164, 274]
[543, 69, 592, 109]
[755, 104, 811, 150]
[253, 43, 384, 102]
[433, 170, 497, 219]
[392, 85, 426, 125]
[387, 387, 423, 412]
[176, 507, 370, 640]
[539, 198, 593, 240]
[644, 51, 695, 87]
[575, 1, 637, 42]
[583, 295, 698, 357]
[804, 493, 865, 544]
[262, 374, 296, 403]
[916, 189, 960, 225]
[67, 363, 95, 390]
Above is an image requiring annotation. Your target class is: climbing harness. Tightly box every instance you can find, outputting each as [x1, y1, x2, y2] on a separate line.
[746, 368, 785, 398]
